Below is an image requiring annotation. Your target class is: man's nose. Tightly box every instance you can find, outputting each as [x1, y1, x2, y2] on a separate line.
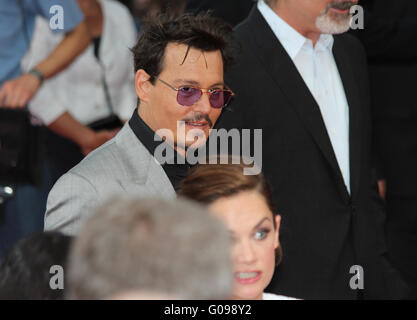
[192, 92, 211, 114]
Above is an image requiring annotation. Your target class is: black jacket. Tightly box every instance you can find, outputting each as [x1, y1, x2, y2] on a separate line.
[351, 0, 417, 196]
[216, 7, 408, 299]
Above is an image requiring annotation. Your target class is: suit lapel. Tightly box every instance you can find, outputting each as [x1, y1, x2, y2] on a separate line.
[332, 37, 362, 200]
[115, 124, 176, 197]
[246, 8, 350, 201]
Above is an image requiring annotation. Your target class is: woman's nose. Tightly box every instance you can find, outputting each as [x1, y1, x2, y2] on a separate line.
[235, 240, 256, 265]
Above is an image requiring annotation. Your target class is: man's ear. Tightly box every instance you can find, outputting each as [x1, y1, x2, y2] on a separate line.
[274, 215, 281, 249]
[135, 69, 152, 103]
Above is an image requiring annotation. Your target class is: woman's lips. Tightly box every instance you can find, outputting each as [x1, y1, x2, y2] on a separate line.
[234, 271, 262, 285]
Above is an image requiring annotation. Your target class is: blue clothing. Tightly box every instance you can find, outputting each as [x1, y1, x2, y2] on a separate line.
[0, 0, 83, 86]
[0, 0, 82, 260]
[0, 162, 53, 260]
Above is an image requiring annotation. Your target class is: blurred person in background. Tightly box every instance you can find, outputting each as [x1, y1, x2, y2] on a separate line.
[0, 0, 89, 260]
[0, 232, 73, 300]
[66, 197, 232, 300]
[185, 0, 254, 27]
[178, 158, 296, 300]
[128, 0, 186, 31]
[44, 13, 234, 235]
[0, 0, 89, 109]
[22, 0, 138, 184]
[146, 0, 186, 19]
[351, 0, 417, 299]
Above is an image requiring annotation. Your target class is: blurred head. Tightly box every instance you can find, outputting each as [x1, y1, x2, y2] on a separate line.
[145, 0, 186, 19]
[0, 232, 73, 300]
[178, 159, 282, 300]
[132, 13, 234, 152]
[133, 0, 186, 19]
[133, 0, 153, 15]
[76, 0, 100, 16]
[267, 0, 358, 36]
[109, 290, 178, 300]
[67, 197, 233, 300]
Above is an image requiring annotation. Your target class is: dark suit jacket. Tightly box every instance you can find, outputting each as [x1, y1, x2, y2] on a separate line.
[351, 0, 417, 196]
[217, 7, 408, 299]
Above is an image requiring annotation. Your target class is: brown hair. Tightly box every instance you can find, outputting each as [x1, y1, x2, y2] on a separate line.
[178, 158, 282, 266]
[131, 12, 235, 84]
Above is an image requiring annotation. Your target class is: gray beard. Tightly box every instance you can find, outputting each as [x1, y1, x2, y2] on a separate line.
[315, 12, 352, 34]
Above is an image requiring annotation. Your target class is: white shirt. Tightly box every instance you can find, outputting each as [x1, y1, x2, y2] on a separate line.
[263, 292, 298, 300]
[258, 0, 351, 193]
[22, 0, 137, 125]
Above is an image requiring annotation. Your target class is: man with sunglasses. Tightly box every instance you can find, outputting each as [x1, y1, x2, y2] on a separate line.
[44, 13, 234, 235]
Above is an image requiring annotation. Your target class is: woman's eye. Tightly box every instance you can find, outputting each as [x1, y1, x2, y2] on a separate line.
[254, 229, 269, 240]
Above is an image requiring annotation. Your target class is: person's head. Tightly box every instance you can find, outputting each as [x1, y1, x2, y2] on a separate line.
[133, 0, 153, 16]
[178, 159, 281, 300]
[146, 0, 187, 19]
[76, 0, 99, 15]
[67, 197, 233, 300]
[266, 0, 358, 37]
[132, 13, 235, 153]
[0, 232, 73, 300]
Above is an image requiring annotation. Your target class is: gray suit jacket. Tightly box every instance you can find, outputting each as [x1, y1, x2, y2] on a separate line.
[44, 123, 176, 235]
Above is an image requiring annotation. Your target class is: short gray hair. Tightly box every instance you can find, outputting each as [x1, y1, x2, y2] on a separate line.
[67, 197, 232, 299]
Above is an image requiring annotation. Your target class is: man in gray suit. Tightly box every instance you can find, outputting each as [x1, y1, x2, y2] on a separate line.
[45, 13, 235, 235]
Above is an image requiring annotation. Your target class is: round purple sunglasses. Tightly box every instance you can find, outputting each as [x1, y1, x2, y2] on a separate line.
[158, 78, 235, 109]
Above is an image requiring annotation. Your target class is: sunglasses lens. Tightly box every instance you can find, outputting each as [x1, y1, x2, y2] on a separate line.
[177, 87, 202, 106]
[210, 90, 232, 108]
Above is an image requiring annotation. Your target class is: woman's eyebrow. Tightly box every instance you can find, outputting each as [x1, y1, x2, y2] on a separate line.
[252, 217, 272, 231]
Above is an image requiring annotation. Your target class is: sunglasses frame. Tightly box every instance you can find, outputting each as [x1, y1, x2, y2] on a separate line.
[158, 78, 235, 109]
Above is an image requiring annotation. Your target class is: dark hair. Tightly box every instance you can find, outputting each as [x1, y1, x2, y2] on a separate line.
[0, 232, 73, 300]
[131, 12, 235, 84]
[177, 158, 283, 266]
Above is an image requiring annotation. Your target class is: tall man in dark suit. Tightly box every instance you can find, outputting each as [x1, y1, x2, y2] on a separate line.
[351, 0, 417, 299]
[217, 0, 407, 299]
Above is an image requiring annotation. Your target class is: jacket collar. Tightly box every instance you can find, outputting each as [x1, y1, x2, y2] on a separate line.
[241, 7, 362, 202]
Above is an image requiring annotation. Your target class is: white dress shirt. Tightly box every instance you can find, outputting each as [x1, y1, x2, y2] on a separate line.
[22, 0, 137, 125]
[258, 0, 351, 193]
[263, 292, 298, 300]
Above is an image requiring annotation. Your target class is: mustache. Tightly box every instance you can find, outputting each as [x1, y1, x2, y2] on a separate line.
[181, 114, 213, 128]
[327, 1, 356, 12]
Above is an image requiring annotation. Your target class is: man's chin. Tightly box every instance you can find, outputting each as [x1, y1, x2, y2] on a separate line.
[184, 139, 207, 150]
[175, 138, 208, 152]
[316, 14, 351, 34]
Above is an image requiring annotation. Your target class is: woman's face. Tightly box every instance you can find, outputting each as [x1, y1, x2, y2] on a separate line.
[209, 190, 281, 300]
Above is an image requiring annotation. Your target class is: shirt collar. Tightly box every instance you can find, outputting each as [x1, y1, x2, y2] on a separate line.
[257, 0, 334, 58]
[316, 34, 334, 51]
[128, 108, 187, 166]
